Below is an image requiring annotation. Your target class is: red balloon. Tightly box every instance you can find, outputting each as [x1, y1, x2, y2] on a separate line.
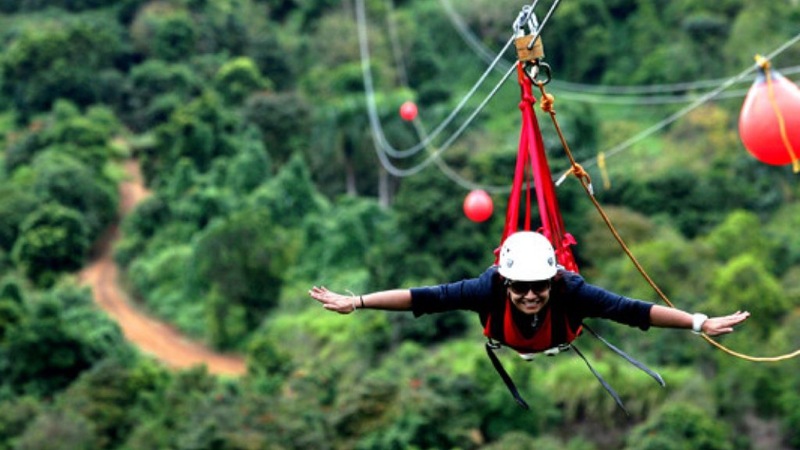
[738, 67, 800, 166]
[399, 101, 418, 121]
[463, 190, 493, 222]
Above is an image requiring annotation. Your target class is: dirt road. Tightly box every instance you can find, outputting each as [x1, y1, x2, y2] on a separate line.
[79, 160, 246, 376]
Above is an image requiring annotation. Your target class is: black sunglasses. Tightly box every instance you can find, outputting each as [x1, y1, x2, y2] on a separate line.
[506, 279, 551, 295]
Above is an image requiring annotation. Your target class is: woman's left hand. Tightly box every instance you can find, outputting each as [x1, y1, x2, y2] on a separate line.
[703, 311, 750, 336]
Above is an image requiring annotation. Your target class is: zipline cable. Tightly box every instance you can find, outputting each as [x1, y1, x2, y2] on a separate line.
[357, 0, 561, 177]
[357, 0, 516, 161]
[562, 31, 800, 181]
[440, 0, 800, 103]
[382, 0, 511, 193]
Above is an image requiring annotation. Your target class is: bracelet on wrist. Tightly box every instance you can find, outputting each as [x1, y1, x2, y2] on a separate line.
[691, 313, 708, 334]
[360, 295, 366, 308]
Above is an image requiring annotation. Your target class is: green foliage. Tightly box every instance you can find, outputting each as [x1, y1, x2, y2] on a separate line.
[0, 396, 42, 450]
[30, 151, 118, 237]
[0, 183, 38, 252]
[5, 100, 120, 176]
[124, 60, 203, 131]
[625, 402, 735, 450]
[244, 331, 293, 393]
[0, 283, 131, 397]
[128, 244, 207, 337]
[190, 208, 296, 346]
[11, 203, 90, 287]
[766, 202, 800, 273]
[55, 360, 144, 448]
[248, 152, 326, 229]
[707, 254, 789, 339]
[703, 210, 774, 268]
[0, 15, 125, 117]
[0, 0, 118, 13]
[244, 91, 311, 165]
[13, 410, 99, 450]
[393, 166, 498, 281]
[214, 56, 272, 104]
[223, 126, 271, 195]
[245, 22, 296, 90]
[147, 90, 239, 183]
[130, 4, 197, 62]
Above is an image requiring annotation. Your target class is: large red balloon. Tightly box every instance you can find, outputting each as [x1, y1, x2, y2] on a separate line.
[399, 101, 418, 122]
[739, 67, 800, 166]
[463, 189, 493, 222]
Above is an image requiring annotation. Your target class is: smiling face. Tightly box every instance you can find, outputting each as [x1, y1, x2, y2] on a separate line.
[506, 279, 552, 315]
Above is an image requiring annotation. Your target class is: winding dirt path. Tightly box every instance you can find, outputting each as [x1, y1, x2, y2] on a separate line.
[79, 160, 247, 376]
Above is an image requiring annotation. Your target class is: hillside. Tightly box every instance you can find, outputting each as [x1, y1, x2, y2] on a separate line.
[0, 1, 799, 449]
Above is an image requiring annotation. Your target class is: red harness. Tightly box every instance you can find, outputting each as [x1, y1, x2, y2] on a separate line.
[483, 294, 582, 354]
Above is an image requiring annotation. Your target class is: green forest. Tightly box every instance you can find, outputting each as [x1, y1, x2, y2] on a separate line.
[1, 0, 800, 448]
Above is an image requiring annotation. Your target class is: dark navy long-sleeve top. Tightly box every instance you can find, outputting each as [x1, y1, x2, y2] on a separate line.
[409, 266, 654, 330]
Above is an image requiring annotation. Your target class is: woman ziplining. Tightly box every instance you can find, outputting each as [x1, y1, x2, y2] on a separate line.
[313, 2, 798, 412]
[309, 231, 750, 412]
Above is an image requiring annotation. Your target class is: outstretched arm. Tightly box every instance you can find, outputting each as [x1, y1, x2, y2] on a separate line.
[650, 305, 750, 337]
[308, 286, 412, 314]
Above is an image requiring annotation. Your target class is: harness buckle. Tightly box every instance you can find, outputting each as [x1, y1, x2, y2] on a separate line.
[544, 343, 571, 356]
[487, 338, 503, 350]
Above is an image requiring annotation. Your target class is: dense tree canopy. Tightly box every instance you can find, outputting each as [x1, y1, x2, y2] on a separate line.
[1, 0, 799, 448]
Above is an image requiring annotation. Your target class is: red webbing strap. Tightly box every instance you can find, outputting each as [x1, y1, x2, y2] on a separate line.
[496, 63, 578, 272]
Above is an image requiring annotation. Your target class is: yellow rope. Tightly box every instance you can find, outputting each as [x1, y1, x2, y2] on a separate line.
[534, 80, 800, 363]
[597, 152, 611, 189]
[756, 55, 800, 173]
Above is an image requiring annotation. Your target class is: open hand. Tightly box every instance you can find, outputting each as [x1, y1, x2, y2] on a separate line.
[309, 286, 357, 314]
[703, 311, 750, 336]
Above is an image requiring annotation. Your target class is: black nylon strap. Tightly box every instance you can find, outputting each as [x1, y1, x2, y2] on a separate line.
[485, 342, 530, 410]
[582, 323, 665, 387]
[571, 343, 630, 416]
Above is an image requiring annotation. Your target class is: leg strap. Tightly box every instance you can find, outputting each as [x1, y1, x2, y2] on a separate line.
[485, 342, 530, 410]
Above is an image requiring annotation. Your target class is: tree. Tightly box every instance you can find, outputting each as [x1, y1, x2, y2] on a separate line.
[31, 152, 117, 238]
[13, 410, 98, 450]
[247, 153, 327, 229]
[702, 210, 774, 268]
[214, 57, 272, 105]
[0, 184, 38, 252]
[392, 164, 499, 281]
[11, 203, 90, 287]
[0, 16, 124, 117]
[124, 60, 203, 131]
[0, 283, 131, 396]
[244, 91, 311, 166]
[55, 360, 143, 449]
[707, 254, 789, 340]
[0, 396, 42, 450]
[130, 4, 196, 62]
[625, 402, 734, 450]
[148, 91, 239, 184]
[190, 208, 295, 345]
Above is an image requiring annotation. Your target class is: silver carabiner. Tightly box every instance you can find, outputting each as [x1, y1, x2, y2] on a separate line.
[513, 5, 540, 38]
[524, 61, 551, 86]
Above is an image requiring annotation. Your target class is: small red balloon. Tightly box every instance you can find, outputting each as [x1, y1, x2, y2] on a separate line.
[463, 190, 493, 222]
[399, 101, 418, 121]
[739, 68, 800, 166]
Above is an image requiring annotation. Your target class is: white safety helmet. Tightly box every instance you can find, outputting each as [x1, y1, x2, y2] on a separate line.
[497, 231, 558, 281]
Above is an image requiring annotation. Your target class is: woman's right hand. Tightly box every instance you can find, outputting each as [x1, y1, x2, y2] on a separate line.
[308, 286, 357, 314]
